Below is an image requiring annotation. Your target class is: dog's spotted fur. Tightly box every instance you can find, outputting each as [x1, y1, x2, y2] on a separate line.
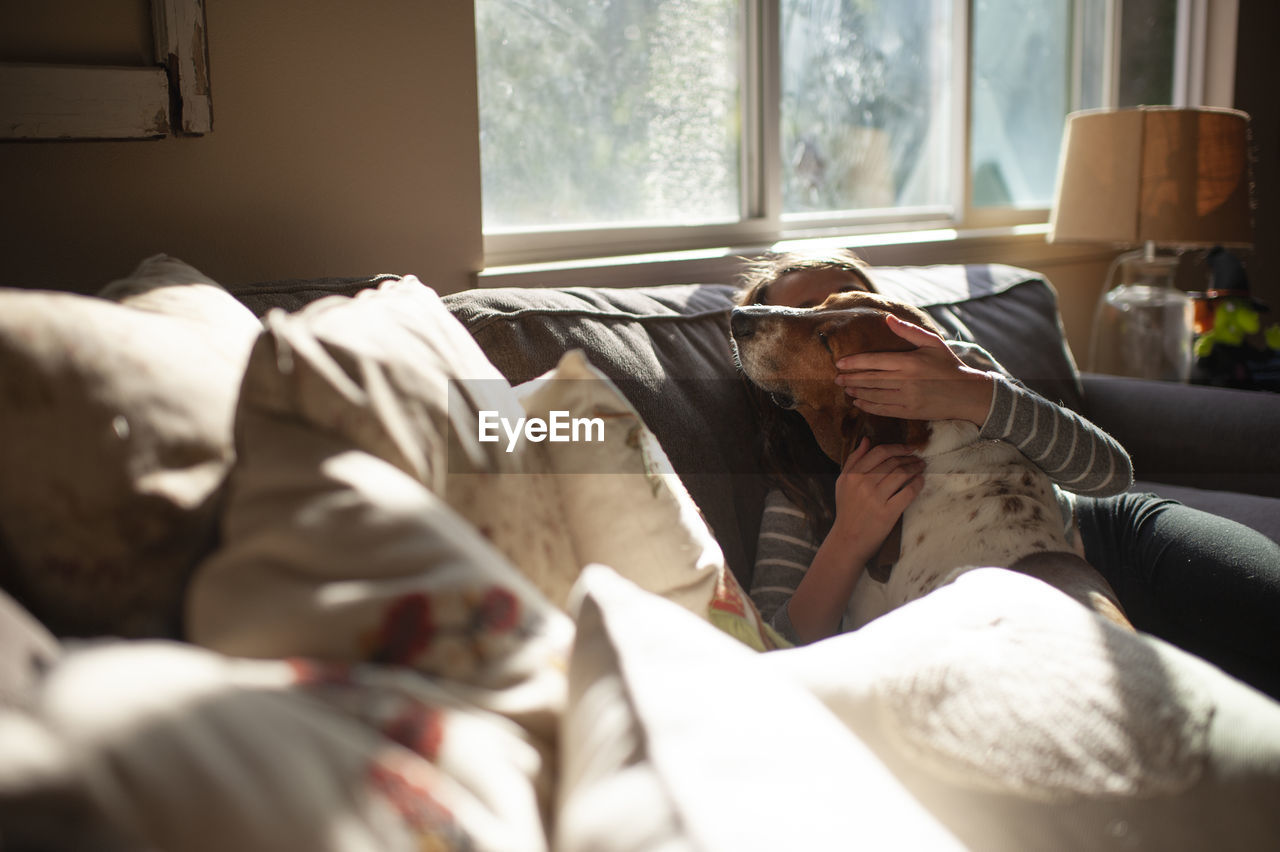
[730, 291, 1128, 628]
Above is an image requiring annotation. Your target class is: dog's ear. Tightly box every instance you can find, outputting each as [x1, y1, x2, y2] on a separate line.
[867, 521, 901, 583]
[894, 304, 945, 338]
[846, 410, 921, 449]
[825, 314, 917, 364]
[900, 419, 930, 449]
[839, 409, 869, 460]
[840, 408, 907, 456]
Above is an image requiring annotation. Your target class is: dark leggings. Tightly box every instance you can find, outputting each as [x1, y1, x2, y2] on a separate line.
[1076, 492, 1280, 700]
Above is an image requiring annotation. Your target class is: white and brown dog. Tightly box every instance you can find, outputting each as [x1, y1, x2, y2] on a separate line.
[730, 290, 1129, 629]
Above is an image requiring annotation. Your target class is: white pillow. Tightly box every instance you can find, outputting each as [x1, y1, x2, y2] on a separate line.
[515, 350, 786, 651]
[558, 581, 690, 852]
[556, 565, 961, 851]
[0, 254, 260, 637]
[762, 568, 1280, 850]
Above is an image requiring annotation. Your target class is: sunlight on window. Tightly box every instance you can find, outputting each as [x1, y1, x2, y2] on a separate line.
[475, 0, 741, 232]
[970, 0, 1070, 209]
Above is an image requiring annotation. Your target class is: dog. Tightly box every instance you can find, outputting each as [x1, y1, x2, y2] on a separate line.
[729, 290, 1130, 630]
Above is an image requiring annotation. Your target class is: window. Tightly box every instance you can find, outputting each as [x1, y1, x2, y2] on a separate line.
[476, 0, 1192, 267]
[475, 0, 742, 231]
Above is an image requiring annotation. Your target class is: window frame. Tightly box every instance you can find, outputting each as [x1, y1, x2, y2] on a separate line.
[480, 0, 1233, 272]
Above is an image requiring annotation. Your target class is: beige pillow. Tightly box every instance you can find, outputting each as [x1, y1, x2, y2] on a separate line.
[0, 255, 260, 638]
[5, 639, 555, 851]
[224, 276, 579, 608]
[556, 565, 961, 851]
[763, 568, 1280, 850]
[515, 350, 787, 650]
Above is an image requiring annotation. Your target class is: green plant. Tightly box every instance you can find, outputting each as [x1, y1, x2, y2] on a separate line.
[1194, 297, 1280, 358]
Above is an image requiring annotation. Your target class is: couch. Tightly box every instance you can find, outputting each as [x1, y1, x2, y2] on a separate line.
[2, 255, 1279, 851]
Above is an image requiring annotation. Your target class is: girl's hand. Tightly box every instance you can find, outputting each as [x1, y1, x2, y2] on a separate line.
[786, 437, 923, 644]
[828, 438, 923, 555]
[834, 314, 994, 426]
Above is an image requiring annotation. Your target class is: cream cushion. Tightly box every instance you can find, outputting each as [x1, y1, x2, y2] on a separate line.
[0, 255, 259, 637]
[763, 568, 1280, 850]
[555, 565, 961, 851]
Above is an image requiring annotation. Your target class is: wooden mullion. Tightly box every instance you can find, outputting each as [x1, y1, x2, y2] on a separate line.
[152, 0, 212, 134]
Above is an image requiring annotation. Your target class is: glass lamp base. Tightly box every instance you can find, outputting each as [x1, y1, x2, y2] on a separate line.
[1087, 250, 1194, 382]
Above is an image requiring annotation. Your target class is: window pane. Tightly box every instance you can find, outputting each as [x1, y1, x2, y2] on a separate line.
[475, 0, 741, 233]
[970, 0, 1070, 209]
[1077, 0, 1110, 111]
[780, 0, 952, 216]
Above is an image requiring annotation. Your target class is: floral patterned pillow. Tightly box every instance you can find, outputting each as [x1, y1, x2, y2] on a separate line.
[186, 329, 573, 841]
[188, 311, 573, 740]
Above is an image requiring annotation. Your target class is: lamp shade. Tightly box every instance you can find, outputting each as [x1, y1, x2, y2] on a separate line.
[1048, 106, 1253, 248]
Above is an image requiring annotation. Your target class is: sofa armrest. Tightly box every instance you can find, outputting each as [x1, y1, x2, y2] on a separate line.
[1080, 373, 1280, 498]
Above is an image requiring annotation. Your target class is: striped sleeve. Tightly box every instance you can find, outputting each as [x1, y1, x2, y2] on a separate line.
[750, 488, 819, 645]
[951, 342, 1134, 496]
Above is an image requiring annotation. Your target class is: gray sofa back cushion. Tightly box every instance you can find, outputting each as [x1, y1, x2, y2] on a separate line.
[228, 274, 404, 315]
[442, 264, 1082, 585]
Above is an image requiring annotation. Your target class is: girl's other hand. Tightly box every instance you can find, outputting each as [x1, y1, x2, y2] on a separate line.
[828, 438, 923, 554]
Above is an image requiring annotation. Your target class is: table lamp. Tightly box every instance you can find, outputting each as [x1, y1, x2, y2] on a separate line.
[1048, 106, 1254, 381]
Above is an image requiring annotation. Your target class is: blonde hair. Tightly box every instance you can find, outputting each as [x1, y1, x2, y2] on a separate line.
[735, 248, 875, 306]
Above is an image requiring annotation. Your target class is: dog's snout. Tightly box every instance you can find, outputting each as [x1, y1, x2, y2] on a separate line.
[730, 309, 756, 340]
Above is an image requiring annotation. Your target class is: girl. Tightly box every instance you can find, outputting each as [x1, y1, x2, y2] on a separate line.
[739, 249, 1280, 699]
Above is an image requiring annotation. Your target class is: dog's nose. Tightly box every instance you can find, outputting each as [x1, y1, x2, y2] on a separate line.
[730, 309, 756, 339]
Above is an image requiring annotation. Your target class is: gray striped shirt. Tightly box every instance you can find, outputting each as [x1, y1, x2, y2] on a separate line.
[751, 341, 1133, 644]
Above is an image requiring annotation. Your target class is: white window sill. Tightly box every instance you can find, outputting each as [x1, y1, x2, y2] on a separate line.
[474, 223, 1119, 290]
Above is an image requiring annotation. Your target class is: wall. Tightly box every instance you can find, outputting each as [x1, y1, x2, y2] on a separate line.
[0, 1, 484, 294]
[1235, 0, 1280, 310]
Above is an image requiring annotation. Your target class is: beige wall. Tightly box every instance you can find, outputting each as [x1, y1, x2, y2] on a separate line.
[0, 0, 484, 294]
[1235, 0, 1280, 311]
